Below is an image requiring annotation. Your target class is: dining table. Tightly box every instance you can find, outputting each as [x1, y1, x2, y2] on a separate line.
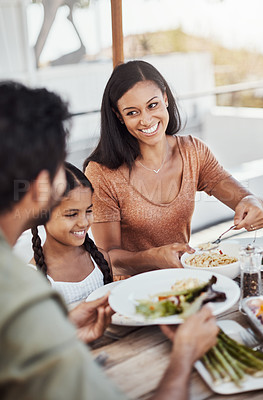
[89, 236, 263, 400]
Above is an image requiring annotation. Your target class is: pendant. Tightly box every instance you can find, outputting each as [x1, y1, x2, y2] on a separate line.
[153, 169, 160, 174]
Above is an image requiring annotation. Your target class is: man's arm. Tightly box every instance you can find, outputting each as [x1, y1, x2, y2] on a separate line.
[1, 296, 126, 400]
[151, 306, 219, 400]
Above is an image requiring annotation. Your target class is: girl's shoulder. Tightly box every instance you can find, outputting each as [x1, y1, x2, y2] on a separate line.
[28, 257, 36, 266]
[27, 262, 37, 271]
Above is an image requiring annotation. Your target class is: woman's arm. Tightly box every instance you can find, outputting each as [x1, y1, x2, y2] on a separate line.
[211, 176, 263, 230]
[91, 222, 194, 277]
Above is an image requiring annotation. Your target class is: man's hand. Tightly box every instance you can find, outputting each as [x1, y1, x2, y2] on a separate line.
[68, 294, 114, 343]
[160, 305, 219, 363]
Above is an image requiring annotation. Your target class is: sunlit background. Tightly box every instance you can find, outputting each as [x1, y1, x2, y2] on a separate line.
[1, 0, 263, 241]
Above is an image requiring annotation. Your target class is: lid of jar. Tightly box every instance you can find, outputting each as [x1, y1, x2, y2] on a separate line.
[240, 244, 262, 253]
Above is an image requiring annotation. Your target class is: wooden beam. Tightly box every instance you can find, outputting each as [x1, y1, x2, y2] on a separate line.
[110, 0, 124, 68]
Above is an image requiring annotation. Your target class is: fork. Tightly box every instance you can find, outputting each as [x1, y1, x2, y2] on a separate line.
[211, 224, 237, 245]
[240, 328, 263, 351]
[248, 230, 257, 247]
[198, 224, 237, 251]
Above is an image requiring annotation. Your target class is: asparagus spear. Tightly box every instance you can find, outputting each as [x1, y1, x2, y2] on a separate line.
[210, 346, 242, 386]
[201, 354, 222, 384]
[219, 332, 263, 369]
[207, 351, 230, 381]
[219, 330, 263, 361]
[202, 330, 263, 387]
[217, 339, 245, 380]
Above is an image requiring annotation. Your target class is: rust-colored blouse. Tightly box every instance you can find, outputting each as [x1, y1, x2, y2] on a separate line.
[85, 135, 231, 254]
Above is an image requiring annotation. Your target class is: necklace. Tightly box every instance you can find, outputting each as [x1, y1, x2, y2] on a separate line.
[137, 143, 168, 174]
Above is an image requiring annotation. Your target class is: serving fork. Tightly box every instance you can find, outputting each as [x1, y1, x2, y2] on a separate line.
[198, 224, 237, 251]
[240, 328, 263, 351]
[211, 224, 237, 245]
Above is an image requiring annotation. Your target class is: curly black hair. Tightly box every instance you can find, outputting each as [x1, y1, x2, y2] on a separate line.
[0, 81, 70, 213]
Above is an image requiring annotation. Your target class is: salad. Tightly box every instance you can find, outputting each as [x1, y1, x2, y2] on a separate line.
[136, 275, 226, 319]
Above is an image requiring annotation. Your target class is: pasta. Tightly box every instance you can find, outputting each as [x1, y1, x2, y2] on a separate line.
[184, 251, 237, 268]
[198, 242, 215, 250]
[171, 278, 201, 291]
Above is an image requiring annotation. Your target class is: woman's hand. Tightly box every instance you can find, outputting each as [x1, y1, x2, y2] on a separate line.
[68, 294, 114, 343]
[234, 195, 263, 231]
[161, 305, 219, 363]
[154, 243, 195, 268]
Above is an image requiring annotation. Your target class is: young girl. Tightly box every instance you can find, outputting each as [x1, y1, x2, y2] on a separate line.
[30, 162, 112, 306]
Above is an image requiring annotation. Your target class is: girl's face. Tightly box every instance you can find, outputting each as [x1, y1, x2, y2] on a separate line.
[45, 186, 93, 247]
[117, 80, 169, 146]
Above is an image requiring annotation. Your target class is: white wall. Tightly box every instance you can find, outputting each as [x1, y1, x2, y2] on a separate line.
[0, 0, 34, 82]
[202, 106, 263, 169]
[192, 107, 263, 231]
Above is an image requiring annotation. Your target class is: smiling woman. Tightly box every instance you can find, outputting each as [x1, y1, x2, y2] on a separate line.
[29, 162, 112, 305]
[84, 60, 263, 281]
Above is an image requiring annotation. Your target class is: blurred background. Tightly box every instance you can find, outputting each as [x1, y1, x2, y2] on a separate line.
[1, 0, 263, 234]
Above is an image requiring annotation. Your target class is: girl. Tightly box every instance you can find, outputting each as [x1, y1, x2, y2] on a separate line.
[84, 60, 263, 280]
[30, 162, 112, 306]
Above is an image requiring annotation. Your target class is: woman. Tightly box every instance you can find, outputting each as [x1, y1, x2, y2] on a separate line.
[84, 60, 263, 280]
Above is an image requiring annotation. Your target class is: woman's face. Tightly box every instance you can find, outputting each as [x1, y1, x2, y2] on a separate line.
[117, 80, 169, 146]
[45, 186, 93, 247]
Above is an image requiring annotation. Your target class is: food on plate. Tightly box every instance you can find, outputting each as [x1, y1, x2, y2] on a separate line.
[245, 298, 263, 325]
[135, 276, 226, 319]
[171, 277, 200, 291]
[198, 242, 216, 251]
[202, 330, 263, 387]
[185, 251, 238, 268]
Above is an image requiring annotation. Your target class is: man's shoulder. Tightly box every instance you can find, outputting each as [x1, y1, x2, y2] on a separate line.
[0, 238, 66, 328]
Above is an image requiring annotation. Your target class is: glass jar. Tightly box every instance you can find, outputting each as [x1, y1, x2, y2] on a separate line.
[239, 244, 262, 313]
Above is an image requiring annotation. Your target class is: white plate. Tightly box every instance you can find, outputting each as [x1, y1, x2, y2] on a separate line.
[195, 320, 263, 394]
[109, 269, 240, 325]
[86, 281, 121, 301]
[86, 281, 149, 326]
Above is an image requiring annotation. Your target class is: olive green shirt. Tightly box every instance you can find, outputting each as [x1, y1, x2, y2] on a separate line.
[0, 230, 127, 400]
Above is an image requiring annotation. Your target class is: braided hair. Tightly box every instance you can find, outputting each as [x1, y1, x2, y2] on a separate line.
[31, 226, 48, 276]
[83, 235, 112, 284]
[31, 162, 112, 284]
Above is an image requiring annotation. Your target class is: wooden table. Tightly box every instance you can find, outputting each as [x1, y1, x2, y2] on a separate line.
[90, 237, 263, 399]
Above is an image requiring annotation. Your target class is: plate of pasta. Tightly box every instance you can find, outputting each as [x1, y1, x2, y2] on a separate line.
[181, 241, 240, 279]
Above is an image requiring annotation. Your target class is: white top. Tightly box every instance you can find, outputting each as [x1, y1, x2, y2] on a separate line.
[28, 257, 104, 305]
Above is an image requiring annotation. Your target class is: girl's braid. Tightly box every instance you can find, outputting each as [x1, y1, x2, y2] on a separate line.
[31, 227, 48, 276]
[83, 234, 112, 284]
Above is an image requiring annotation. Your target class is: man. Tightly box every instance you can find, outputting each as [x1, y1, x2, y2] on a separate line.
[0, 81, 218, 400]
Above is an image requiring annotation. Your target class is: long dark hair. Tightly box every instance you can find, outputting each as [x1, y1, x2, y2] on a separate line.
[31, 162, 112, 285]
[83, 60, 182, 171]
